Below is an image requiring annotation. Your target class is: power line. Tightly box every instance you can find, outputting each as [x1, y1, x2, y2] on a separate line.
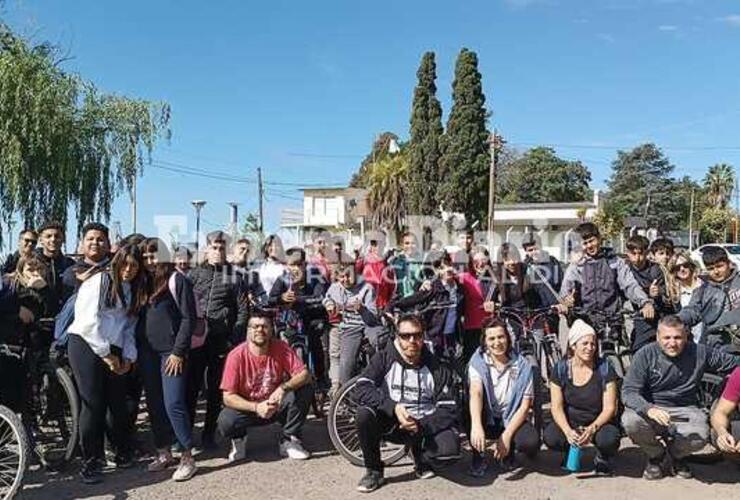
[508, 142, 740, 152]
[150, 159, 329, 187]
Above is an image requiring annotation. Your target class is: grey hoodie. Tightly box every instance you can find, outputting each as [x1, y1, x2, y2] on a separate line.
[323, 281, 378, 332]
[678, 269, 740, 334]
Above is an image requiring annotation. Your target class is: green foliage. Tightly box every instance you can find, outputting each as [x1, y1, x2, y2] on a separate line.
[605, 143, 681, 231]
[241, 212, 260, 235]
[699, 206, 732, 243]
[438, 48, 490, 226]
[407, 52, 443, 216]
[349, 132, 399, 188]
[703, 163, 735, 209]
[0, 24, 170, 243]
[593, 206, 623, 244]
[497, 147, 591, 203]
[367, 148, 409, 233]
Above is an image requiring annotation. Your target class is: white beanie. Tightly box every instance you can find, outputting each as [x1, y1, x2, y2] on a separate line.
[568, 319, 596, 347]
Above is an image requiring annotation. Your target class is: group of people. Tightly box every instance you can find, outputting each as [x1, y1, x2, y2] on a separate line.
[0, 219, 738, 493]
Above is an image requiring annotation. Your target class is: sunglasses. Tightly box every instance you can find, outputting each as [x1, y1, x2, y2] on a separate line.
[671, 262, 692, 272]
[397, 333, 423, 342]
[22, 238, 37, 244]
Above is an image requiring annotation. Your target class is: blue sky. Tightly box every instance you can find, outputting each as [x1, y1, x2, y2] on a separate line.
[4, 0, 740, 244]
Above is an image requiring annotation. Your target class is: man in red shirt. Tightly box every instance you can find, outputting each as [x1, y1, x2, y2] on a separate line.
[217, 312, 313, 462]
[711, 367, 740, 455]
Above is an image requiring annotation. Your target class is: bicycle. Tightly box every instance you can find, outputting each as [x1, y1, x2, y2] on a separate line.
[0, 344, 30, 500]
[570, 309, 638, 379]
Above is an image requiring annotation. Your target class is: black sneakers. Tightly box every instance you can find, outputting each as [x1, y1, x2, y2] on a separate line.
[356, 469, 385, 493]
[672, 458, 694, 479]
[643, 454, 665, 480]
[80, 460, 103, 485]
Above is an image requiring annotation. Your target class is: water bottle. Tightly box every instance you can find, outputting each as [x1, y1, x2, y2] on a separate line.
[565, 444, 582, 472]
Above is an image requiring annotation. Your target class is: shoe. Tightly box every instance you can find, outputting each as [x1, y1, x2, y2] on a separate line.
[414, 463, 436, 480]
[114, 453, 136, 469]
[356, 469, 385, 493]
[279, 436, 311, 460]
[80, 461, 103, 485]
[673, 458, 693, 479]
[469, 453, 489, 477]
[148, 453, 177, 472]
[172, 456, 197, 482]
[643, 454, 665, 480]
[228, 437, 248, 463]
[593, 453, 613, 476]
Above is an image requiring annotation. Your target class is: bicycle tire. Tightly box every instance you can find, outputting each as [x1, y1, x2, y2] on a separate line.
[0, 405, 29, 500]
[525, 354, 545, 437]
[699, 373, 725, 411]
[605, 354, 625, 380]
[55, 367, 79, 463]
[31, 365, 78, 467]
[327, 376, 407, 467]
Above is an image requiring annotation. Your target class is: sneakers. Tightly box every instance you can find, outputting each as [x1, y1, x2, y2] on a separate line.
[356, 469, 385, 493]
[80, 460, 103, 485]
[172, 456, 197, 482]
[113, 453, 136, 469]
[148, 452, 177, 472]
[643, 454, 665, 480]
[228, 437, 248, 463]
[469, 453, 489, 477]
[593, 453, 613, 476]
[279, 435, 311, 460]
[414, 460, 436, 480]
[673, 458, 694, 479]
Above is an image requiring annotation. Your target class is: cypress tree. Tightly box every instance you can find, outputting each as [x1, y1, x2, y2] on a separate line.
[438, 48, 490, 226]
[407, 51, 443, 216]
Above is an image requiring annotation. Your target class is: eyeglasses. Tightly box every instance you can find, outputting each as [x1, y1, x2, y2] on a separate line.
[397, 332, 423, 342]
[22, 238, 37, 244]
[671, 262, 692, 272]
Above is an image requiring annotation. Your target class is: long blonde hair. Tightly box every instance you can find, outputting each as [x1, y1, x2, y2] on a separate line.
[665, 249, 700, 305]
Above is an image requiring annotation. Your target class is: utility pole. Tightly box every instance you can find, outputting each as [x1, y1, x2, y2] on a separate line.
[257, 167, 264, 234]
[688, 189, 695, 251]
[486, 130, 498, 248]
[191, 200, 207, 264]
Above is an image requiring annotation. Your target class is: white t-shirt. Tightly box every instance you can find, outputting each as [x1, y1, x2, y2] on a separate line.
[468, 354, 533, 418]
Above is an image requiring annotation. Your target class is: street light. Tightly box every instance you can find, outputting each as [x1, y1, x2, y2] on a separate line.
[191, 200, 207, 264]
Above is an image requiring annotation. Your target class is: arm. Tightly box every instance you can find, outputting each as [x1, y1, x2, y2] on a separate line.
[502, 395, 533, 445]
[616, 259, 651, 307]
[172, 274, 195, 358]
[706, 348, 740, 376]
[558, 263, 579, 301]
[357, 285, 379, 326]
[549, 381, 574, 437]
[268, 278, 287, 307]
[710, 397, 737, 450]
[354, 350, 397, 418]
[468, 378, 487, 452]
[677, 285, 705, 327]
[223, 391, 261, 414]
[590, 381, 618, 431]
[621, 350, 653, 415]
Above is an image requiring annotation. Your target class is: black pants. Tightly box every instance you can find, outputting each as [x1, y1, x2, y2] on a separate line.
[0, 349, 25, 413]
[186, 334, 227, 440]
[217, 384, 313, 441]
[543, 421, 621, 458]
[67, 334, 131, 464]
[469, 417, 540, 459]
[356, 406, 460, 473]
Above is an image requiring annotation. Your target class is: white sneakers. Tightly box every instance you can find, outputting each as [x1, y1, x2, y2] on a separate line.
[279, 436, 311, 460]
[228, 437, 248, 463]
[172, 456, 197, 482]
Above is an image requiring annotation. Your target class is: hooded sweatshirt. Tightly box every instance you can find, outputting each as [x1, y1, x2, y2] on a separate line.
[678, 269, 740, 335]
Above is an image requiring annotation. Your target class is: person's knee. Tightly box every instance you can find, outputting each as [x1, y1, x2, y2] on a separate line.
[594, 425, 621, 455]
[543, 422, 567, 451]
[355, 406, 377, 430]
[515, 424, 540, 457]
[621, 409, 650, 437]
[428, 429, 461, 461]
[217, 408, 242, 438]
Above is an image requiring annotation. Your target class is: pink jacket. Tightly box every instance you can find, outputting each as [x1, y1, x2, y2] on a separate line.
[459, 271, 490, 330]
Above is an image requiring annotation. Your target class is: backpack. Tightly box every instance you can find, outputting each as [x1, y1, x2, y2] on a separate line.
[168, 272, 207, 349]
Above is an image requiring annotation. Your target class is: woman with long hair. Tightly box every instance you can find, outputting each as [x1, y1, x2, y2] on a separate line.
[494, 243, 532, 310]
[666, 249, 704, 342]
[139, 238, 197, 481]
[459, 246, 496, 362]
[66, 244, 147, 484]
[258, 234, 287, 294]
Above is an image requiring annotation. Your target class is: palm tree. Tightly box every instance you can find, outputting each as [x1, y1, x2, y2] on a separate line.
[366, 148, 409, 234]
[704, 163, 735, 209]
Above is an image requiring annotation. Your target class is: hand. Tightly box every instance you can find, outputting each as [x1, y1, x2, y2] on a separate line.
[646, 407, 671, 427]
[492, 433, 511, 461]
[18, 306, 35, 325]
[649, 279, 660, 298]
[394, 404, 418, 433]
[561, 291, 576, 309]
[716, 432, 737, 453]
[420, 280, 433, 292]
[483, 301, 496, 313]
[470, 424, 486, 453]
[641, 302, 656, 320]
[324, 300, 336, 314]
[268, 385, 286, 407]
[256, 400, 278, 419]
[554, 303, 569, 315]
[103, 354, 121, 373]
[282, 290, 296, 304]
[564, 427, 581, 446]
[576, 425, 597, 446]
[115, 359, 133, 375]
[164, 354, 184, 377]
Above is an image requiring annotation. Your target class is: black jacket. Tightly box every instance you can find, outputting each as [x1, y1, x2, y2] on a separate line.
[524, 253, 563, 308]
[61, 256, 111, 301]
[35, 249, 75, 317]
[268, 269, 328, 325]
[189, 263, 249, 341]
[1, 251, 21, 275]
[139, 272, 196, 358]
[355, 341, 459, 436]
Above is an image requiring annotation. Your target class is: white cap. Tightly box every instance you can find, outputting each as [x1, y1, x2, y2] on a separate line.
[568, 319, 596, 347]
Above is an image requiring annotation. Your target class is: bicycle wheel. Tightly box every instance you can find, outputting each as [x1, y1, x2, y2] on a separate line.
[327, 376, 406, 467]
[31, 366, 78, 467]
[525, 354, 545, 437]
[605, 354, 625, 379]
[699, 373, 725, 411]
[0, 405, 29, 500]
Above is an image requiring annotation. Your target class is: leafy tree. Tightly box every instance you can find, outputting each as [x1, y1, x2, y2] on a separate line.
[407, 52, 443, 216]
[241, 212, 260, 235]
[349, 132, 399, 188]
[704, 163, 735, 209]
[605, 144, 678, 231]
[699, 206, 732, 243]
[438, 48, 490, 226]
[367, 148, 409, 234]
[497, 147, 591, 203]
[593, 206, 624, 245]
[0, 24, 170, 244]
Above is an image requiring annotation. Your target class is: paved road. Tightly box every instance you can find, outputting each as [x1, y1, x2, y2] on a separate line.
[20, 416, 739, 500]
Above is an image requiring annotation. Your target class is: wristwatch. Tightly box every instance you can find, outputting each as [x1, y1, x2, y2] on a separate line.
[281, 382, 292, 392]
